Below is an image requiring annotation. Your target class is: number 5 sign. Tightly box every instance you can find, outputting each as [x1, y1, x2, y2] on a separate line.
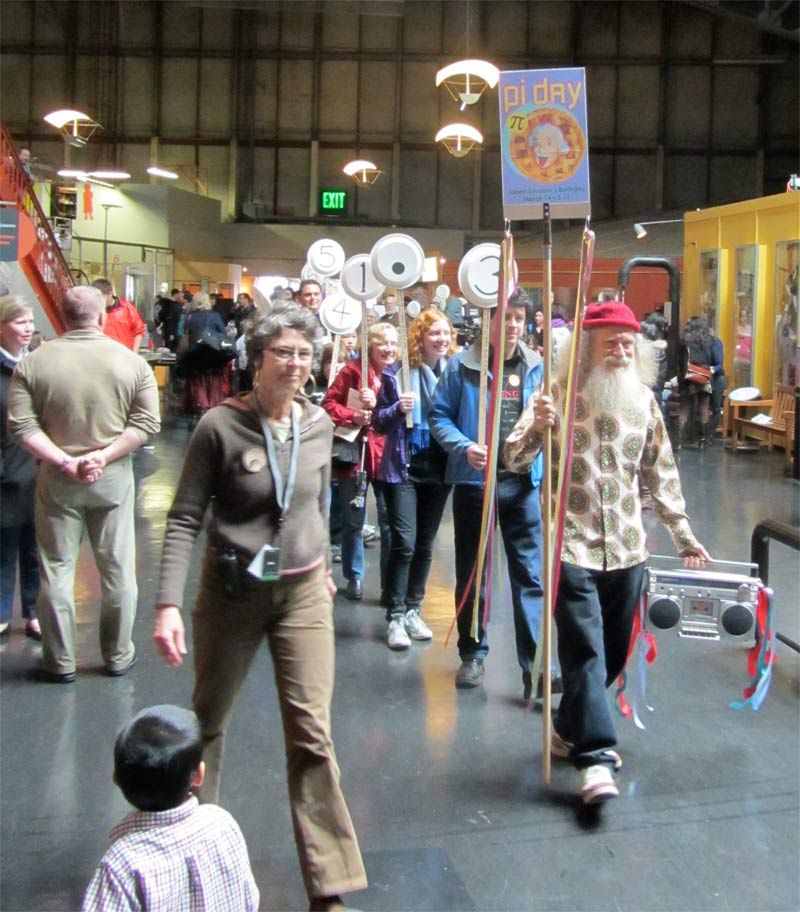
[307, 239, 346, 277]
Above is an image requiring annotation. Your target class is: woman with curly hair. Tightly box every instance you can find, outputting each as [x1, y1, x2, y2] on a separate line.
[372, 309, 457, 649]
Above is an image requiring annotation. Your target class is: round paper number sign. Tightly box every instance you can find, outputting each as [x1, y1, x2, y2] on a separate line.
[341, 254, 385, 302]
[370, 234, 425, 290]
[434, 283, 451, 303]
[458, 244, 518, 309]
[319, 293, 362, 336]
[307, 239, 346, 278]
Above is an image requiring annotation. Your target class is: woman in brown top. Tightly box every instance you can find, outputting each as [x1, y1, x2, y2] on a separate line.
[153, 305, 367, 912]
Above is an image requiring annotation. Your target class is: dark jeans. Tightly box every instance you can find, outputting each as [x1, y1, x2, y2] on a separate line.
[0, 516, 39, 624]
[329, 479, 343, 548]
[452, 474, 543, 671]
[382, 480, 451, 620]
[555, 561, 646, 770]
[336, 476, 390, 590]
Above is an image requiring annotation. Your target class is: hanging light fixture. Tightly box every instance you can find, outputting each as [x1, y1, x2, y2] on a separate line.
[634, 219, 683, 239]
[147, 165, 179, 179]
[43, 109, 101, 147]
[436, 59, 500, 110]
[342, 159, 383, 186]
[435, 123, 483, 158]
[90, 170, 131, 181]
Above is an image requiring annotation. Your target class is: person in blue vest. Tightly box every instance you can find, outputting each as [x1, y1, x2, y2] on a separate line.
[429, 289, 553, 699]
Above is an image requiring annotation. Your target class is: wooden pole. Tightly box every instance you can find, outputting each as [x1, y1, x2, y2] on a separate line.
[360, 302, 369, 388]
[541, 203, 553, 785]
[328, 334, 342, 386]
[395, 288, 413, 429]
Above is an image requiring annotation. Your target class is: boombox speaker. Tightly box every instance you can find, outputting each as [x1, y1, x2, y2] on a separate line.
[645, 556, 761, 644]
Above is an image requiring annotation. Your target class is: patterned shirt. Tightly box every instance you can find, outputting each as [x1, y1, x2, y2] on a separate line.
[82, 797, 259, 912]
[503, 379, 698, 571]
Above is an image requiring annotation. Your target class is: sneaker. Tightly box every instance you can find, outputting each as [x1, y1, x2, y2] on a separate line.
[535, 672, 564, 699]
[331, 544, 342, 563]
[455, 658, 485, 689]
[387, 619, 411, 650]
[551, 731, 622, 771]
[581, 764, 619, 805]
[404, 610, 432, 641]
[362, 524, 379, 544]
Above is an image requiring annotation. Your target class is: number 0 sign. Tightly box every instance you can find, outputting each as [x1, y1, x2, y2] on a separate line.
[307, 239, 346, 277]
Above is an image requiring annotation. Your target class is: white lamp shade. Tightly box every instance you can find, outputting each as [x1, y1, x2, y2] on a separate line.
[435, 59, 499, 89]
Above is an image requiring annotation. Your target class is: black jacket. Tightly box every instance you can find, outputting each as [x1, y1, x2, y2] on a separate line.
[1, 350, 38, 489]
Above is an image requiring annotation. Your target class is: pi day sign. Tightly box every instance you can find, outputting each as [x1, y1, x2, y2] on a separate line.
[498, 67, 591, 221]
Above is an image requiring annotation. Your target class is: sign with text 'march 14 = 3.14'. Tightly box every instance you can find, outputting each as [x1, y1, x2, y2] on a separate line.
[498, 67, 591, 221]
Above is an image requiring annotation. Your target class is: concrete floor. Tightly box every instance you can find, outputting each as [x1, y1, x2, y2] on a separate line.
[1, 418, 798, 912]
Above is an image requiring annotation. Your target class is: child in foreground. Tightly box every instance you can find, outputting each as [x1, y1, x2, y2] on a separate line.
[82, 704, 259, 911]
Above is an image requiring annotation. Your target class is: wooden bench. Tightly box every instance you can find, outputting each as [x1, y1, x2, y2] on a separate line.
[731, 383, 796, 466]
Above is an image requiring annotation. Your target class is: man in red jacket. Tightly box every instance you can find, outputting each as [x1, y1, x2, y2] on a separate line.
[92, 279, 146, 352]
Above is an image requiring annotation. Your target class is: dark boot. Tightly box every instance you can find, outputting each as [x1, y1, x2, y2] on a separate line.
[699, 422, 709, 449]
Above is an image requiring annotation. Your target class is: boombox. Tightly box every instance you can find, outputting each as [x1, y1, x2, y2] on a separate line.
[645, 556, 762, 644]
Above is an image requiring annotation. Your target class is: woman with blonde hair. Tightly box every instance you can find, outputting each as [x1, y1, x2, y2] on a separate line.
[0, 295, 40, 639]
[372, 309, 456, 649]
[321, 322, 394, 602]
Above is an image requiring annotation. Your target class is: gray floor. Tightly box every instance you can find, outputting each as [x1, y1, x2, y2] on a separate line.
[1, 421, 798, 912]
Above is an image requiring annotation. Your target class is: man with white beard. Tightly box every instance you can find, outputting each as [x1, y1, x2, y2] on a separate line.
[504, 300, 710, 806]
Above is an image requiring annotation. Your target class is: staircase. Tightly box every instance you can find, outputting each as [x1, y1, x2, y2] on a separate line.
[0, 122, 72, 333]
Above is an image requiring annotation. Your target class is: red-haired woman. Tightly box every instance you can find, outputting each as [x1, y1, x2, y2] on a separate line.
[372, 309, 457, 650]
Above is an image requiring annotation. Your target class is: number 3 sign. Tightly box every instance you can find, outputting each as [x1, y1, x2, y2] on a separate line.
[457, 243, 519, 308]
[307, 239, 346, 277]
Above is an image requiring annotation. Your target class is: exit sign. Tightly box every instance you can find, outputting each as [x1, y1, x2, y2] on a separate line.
[320, 189, 348, 213]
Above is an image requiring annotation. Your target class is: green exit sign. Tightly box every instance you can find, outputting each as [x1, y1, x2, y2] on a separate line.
[320, 189, 348, 213]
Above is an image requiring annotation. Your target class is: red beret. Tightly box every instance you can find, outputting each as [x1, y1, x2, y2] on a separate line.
[583, 300, 640, 332]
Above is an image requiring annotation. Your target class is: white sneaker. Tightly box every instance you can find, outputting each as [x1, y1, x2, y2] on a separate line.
[404, 610, 432, 641]
[581, 764, 619, 805]
[551, 731, 622, 771]
[387, 619, 411, 650]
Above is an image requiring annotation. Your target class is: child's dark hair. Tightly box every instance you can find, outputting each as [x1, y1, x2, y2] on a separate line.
[114, 705, 203, 812]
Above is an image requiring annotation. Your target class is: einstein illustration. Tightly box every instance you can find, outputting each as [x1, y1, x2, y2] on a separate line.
[531, 122, 570, 169]
[508, 107, 586, 184]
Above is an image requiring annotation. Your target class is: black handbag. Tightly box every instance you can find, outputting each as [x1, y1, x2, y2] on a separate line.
[331, 436, 361, 468]
[190, 327, 234, 357]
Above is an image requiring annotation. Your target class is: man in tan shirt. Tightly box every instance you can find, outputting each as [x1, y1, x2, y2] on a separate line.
[504, 300, 710, 806]
[8, 286, 160, 682]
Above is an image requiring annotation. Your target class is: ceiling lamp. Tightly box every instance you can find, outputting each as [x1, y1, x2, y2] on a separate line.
[43, 109, 101, 147]
[343, 159, 382, 186]
[90, 170, 131, 180]
[56, 169, 113, 188]
[147, 165, 179, 179]
[435, 123, 483, 158]
[634, 219, 683, 239]
[436, 59, 499, 110]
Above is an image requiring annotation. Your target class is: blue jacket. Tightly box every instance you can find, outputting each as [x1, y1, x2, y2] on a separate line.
[429, 341, 544, 486]
[372, 362, 409, 483]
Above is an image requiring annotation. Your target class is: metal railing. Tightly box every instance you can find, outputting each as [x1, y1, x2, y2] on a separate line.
[0, 122, 72, 332]
[750, 518, 800, 653]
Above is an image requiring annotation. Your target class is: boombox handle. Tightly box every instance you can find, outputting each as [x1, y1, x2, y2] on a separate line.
[648, 554, 760, 578]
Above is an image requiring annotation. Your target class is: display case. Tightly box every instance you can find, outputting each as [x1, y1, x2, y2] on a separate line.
[733, 245, 757, 388]
[699, 250, 720, 333]
[774, 240, 799, 388]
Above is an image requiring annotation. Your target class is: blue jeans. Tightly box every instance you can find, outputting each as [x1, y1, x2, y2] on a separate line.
[555, 561, 646, 769]
[336, 476, 390, 590]
[382, 480, 451, 620]
[1, 482, 39, 624]
[452, 474, 543, 671]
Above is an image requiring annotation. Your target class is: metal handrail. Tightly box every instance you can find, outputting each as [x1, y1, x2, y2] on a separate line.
[750, 518, 800, 653]
[0, 121, 72, 332]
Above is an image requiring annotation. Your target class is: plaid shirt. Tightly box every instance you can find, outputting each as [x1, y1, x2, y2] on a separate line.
[504, 379, 698, 570]
[82, 797, 259, 912]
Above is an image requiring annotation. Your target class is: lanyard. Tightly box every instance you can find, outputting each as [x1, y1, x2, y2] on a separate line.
[258, 405, 301, 519]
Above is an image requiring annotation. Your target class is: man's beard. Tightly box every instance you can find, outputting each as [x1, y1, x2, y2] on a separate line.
[582, 356, 643, 413]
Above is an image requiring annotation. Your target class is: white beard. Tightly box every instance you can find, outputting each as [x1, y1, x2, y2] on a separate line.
[582, 358, 645, 414]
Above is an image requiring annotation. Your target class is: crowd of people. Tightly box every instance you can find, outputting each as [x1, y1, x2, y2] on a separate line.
[1, 278, 713, 911]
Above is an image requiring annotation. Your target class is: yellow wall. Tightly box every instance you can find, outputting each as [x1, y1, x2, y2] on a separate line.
[684, 193, 800, 393]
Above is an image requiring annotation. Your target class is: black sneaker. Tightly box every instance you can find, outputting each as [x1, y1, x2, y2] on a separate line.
[522, 670, 533, 700]
[455, 658, 485, 689]
[535, 673, 564, 699]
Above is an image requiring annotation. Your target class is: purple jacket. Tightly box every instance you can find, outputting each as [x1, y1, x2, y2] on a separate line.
[372, 362, 409, 483]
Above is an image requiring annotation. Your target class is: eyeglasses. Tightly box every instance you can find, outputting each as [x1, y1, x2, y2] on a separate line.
[267, 347, 314, 362]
